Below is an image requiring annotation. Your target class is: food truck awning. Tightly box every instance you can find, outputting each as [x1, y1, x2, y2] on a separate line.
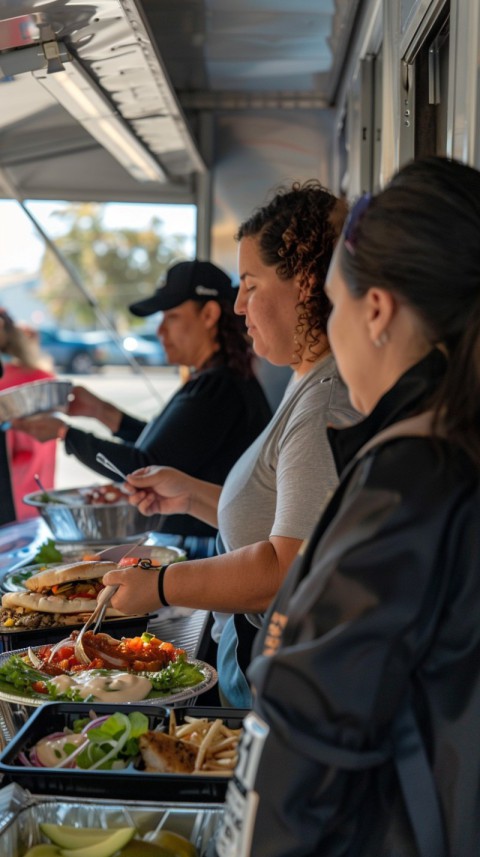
[0, 0, 361, 203]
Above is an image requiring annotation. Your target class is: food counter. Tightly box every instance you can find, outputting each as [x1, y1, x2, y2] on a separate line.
[0, 517, 215, 746]
[0, 518, 240, 857]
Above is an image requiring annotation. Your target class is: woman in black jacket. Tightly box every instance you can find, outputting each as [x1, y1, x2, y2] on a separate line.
[220, 157, 480, 856]
[13, 260, 271, 538]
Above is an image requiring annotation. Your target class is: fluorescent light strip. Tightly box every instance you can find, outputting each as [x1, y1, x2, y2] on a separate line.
[33, 61, 166, 183]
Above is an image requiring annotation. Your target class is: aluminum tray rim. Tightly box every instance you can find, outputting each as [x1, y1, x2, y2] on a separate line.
[0, 647, 218, 707]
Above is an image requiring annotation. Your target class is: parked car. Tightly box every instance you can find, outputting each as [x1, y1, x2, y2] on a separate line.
[103, 333, 167, 366]
[39, 328, 107, 374]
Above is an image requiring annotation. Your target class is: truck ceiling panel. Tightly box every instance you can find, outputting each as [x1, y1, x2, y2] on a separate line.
[0, 0, 358, 201]
[0, 0, 204, 201]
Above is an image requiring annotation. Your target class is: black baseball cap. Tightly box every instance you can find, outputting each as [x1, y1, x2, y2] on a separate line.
[129, 260, 236, 317]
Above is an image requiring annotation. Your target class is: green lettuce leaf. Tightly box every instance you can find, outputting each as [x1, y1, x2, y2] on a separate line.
[32, 539, 63, 564]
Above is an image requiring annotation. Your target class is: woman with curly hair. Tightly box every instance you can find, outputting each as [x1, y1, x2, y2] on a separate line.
[14, 260, 271, 540]
[103, 182, 359, 706]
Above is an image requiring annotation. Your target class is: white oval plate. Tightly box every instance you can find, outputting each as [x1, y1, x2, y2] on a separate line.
[0, 648, 217, 708]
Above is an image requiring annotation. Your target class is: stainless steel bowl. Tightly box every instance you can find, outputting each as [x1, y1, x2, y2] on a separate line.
[0, 379, 73, 423]
[22, 487, 161, 544]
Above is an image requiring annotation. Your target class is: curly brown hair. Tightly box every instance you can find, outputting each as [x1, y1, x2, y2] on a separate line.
[236, 180, 347, 363]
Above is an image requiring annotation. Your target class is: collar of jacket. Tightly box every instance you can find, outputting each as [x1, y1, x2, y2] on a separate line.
[327, 348, 447, 476]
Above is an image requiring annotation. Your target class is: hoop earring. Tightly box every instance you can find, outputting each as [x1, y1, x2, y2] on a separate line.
[374, 331, 389, 348]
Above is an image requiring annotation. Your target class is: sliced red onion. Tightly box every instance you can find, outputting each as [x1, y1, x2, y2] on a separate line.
[27, 747, 43, 767]
[81, 715, 110, 733]
[37, 731, 67, 741]
[82, 649, 127, 668]
[89, 712, 131, 771]
[51, 739, 90, 769]
[46, 636, 75, 662]
[27, 647, 45, 670]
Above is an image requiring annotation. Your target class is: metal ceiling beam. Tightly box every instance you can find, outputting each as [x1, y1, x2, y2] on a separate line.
[177, 91, 330, 110]
[119, 0, 206, 174]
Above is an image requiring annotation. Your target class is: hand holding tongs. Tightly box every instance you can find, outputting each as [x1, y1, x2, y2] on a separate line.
[96, 452, 167, 530]
[74, 584, 119, 665]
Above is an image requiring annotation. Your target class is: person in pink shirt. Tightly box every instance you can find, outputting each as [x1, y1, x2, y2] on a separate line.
[0, 309, 57, 522]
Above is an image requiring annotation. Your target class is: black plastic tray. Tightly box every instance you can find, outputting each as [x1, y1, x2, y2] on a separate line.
[0, 702, 247, 803]
[0, 614, 150, 653]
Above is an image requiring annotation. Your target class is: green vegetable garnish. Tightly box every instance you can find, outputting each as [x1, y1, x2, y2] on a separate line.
[73, 717, 91, 734]
[10, 568, 37, 587]
[140, 632, 154, 643]
[147, 655, 205, 691]
[39, 492, 69, 506]
[75, 712, 149, 770]
[32, 538, 63, 565]
[42, 681, 84, 703]
[0, 655, 50, 691]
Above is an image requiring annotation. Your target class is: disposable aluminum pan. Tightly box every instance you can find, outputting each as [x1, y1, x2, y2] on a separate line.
[23, 487, 161, 543]
[0, 379, 73, 425]
[0, 783, 223, 857]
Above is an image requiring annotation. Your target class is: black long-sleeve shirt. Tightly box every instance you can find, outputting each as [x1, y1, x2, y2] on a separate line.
[0, 355, 16, 525]
[0, 431, 15, 525]
[64, 365, 272, 537]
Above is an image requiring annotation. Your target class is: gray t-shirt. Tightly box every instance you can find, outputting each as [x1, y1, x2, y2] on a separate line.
[211, 354, 358, 642]
[218, 353, 357, 551]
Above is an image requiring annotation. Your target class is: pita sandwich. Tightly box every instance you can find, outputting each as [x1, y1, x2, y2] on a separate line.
[0, 560, 124, 629]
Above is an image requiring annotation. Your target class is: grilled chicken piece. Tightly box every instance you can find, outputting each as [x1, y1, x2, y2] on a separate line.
[138, 731, 198, 773]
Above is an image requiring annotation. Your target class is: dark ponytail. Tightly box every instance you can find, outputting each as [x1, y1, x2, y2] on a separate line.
[196, 298, 255, 379]
[340, 156, 480, 466]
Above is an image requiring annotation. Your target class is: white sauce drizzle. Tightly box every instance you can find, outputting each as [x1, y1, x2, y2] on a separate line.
[36, 733, 86, 768]
[47, 671, 152, 702]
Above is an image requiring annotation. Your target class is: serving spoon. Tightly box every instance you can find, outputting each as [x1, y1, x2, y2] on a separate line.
[34, 473, 69, 505]
[33, 472, 48, 494]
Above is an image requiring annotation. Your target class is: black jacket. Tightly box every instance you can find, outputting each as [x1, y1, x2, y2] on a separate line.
[244, 350, 480, 856]
[65, 364, 271, 537]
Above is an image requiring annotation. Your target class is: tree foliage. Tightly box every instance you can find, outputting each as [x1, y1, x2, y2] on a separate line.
[38, 203, 191, 329]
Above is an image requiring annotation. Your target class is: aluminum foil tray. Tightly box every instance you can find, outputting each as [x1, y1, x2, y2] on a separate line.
[0, 783, 223, 857]
[0, 379, 72, 425]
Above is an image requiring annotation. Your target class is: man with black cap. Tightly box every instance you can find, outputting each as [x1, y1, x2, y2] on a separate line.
[14, 260, 271, 541]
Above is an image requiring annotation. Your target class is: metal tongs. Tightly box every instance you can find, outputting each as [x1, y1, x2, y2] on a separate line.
[74, 583, 119, 665]
[96, 451, 167, 530]
[95, 453, 128, 481]
[73, 533, 148, 664]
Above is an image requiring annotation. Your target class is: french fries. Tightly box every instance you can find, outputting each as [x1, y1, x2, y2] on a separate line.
[168, 710, 242, 775]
